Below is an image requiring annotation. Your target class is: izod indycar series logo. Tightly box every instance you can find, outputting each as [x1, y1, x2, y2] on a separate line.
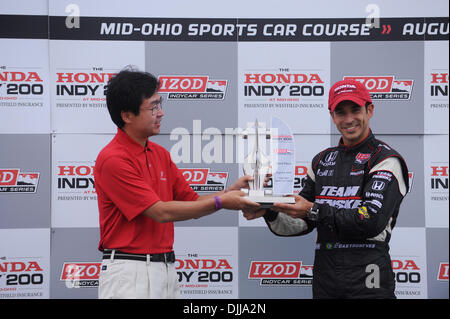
[438, 262, 449, 281]
[0, 70, 45, 107]
[248, 261, 313, 286]
[0, 168, 40, 193]
[60, 262, 101, 288]
[158, 75, 227, 100]
[344, 75, 414, 100]
[180, 168, 228, 192]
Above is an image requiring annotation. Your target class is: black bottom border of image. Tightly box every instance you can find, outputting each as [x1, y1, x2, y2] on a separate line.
[1, 298, 448, 316]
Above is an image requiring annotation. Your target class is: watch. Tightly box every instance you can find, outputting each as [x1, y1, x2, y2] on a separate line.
[306, 203, 319, 222]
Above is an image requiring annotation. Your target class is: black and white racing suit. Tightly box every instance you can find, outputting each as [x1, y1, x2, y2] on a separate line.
[264, 131, 409, 299]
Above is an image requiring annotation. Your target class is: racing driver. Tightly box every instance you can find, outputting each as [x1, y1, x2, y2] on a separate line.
[243, 79, 409, 299]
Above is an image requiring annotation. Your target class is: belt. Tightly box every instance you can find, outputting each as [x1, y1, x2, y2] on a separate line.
[103, 249, 175, 263]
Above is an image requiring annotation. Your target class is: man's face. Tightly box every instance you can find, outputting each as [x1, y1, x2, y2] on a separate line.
[123, 92, 164, 138]
[331, 100, 374, 147]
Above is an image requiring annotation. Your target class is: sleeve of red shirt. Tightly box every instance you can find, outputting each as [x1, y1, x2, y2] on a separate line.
[99, 156, 161, 222]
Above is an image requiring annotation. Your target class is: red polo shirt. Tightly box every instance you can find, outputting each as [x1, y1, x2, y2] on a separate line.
[94, 128, 198, 254]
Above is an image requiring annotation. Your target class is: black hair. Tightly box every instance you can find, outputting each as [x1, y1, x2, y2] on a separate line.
[105, 69, 159, 128]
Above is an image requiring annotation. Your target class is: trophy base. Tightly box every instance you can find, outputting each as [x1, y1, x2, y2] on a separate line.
[246, 195, 295, 209]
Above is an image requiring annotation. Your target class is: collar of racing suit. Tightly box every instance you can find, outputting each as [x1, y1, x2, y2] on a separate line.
[337, 129, 375, 153]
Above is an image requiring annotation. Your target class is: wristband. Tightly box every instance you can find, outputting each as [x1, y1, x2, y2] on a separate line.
[213, 196, 223, 210]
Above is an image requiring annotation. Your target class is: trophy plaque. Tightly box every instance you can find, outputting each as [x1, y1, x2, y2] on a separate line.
[240, 118, 295, 208]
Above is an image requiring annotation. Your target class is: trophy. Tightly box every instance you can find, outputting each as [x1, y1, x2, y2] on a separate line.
[240, 118, 295, 208]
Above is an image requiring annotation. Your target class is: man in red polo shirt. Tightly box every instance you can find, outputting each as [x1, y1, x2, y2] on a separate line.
[95, 69, 259, 299]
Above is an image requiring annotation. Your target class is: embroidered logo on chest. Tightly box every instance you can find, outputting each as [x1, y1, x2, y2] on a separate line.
[355, 152, 371, 164]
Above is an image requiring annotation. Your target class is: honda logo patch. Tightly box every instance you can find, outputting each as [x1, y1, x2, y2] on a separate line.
[371, 180, 386, 191]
